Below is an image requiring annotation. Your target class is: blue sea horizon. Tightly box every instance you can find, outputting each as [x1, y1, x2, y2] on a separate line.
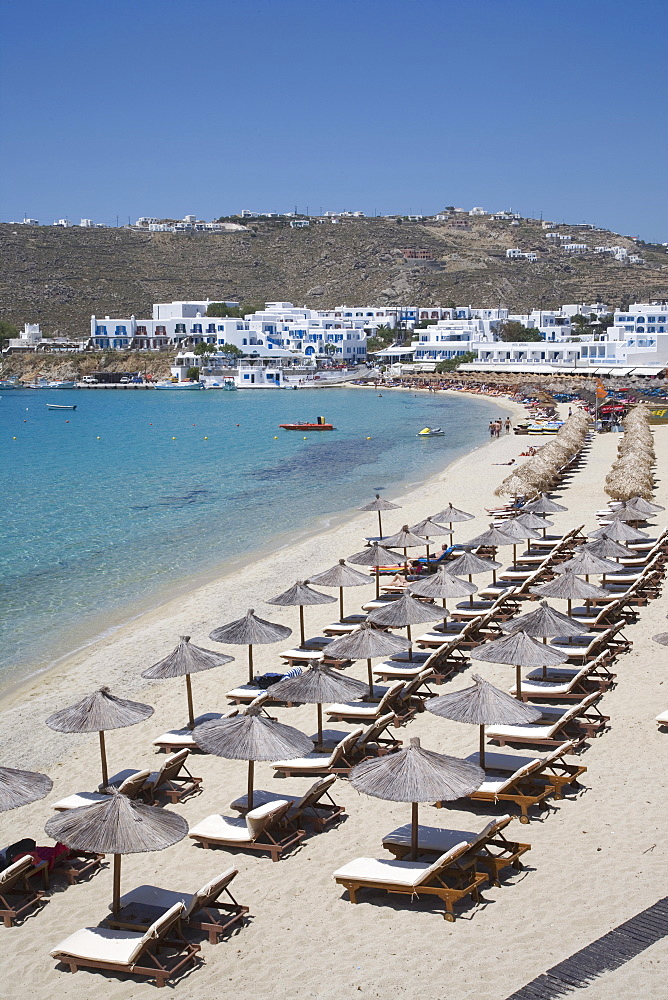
[0, 386, 502, 687]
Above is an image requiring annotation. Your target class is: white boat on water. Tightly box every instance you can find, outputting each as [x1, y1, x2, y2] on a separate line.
[49, 380, 77, 389]
[417, 426, 445, 437]
[154, 380, 204, 391]
[0, 379, 19, 389]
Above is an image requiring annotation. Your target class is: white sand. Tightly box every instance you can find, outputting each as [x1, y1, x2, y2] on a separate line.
[1, 399, 666, 999]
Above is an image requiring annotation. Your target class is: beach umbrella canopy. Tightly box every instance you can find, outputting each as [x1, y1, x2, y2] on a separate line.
[309, 559, 370, 620]
[461, 525, 518, 560]
[266, 581, 336, 646]
[410, 518, 453, 562]
[324, 621, 411, 693]
[45, 790, 188, 914]
[626, 496, 664, 515]
[142, 635, 235, 728]
[470, 629, 569, 699]
[425, 674, 541, 768]
[512, 512, 554, 540]
[359, 494, 401, 536]
[588, 520, 648, 542]
[46, 687, 154, 786]
[380, 525, 428, 549]
[584, 535, 631, 560]
[348, 542, 405, 597]
[522, 494, 567, 514]
[194, 705, 312, 810]
[0, 766, 53, 813]
[503, 599, 583, 638]
[368, 592, 442, 665]
[409, 567, 477, 602]
[449, 551, 501, 576]
[497, 517, 542, 562]
[606, 504, 646, 523]
[553, 549, 623, 578]
[268, 663, 368, 745]
[350, 736, 483, 860]
[209, 609, 292, 684]
[430, 503, 475, 527]
[532, 572, 610, 615]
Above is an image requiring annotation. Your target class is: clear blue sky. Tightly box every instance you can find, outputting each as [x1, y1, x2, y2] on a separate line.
[2, 0, 666, 241]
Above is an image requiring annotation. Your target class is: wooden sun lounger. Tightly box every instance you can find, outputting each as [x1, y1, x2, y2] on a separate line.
[312, 714, 403, 760]
[485, 692, 607, 748]
[189, 800, 304, 862]
[0, 856, 49, 927]
[230, 774, 345, 832]
[465, 741, 587, 800]
[272, 728, 365, 777]
[441, 758, 556, 823]
[51, 901, 200, 987]
[656, 711, 668, 729]
[525, 650, 616, 684]
[102, 750, 202, 805]
[381, 814, 529, 886]
[333, 841, 488, 922]
[325, 680, 405, 723]
[107, 868, 248, 945]
[153, 711, 233, 753]
[511, 658, 615, 701]
[52, 769, 152, 811]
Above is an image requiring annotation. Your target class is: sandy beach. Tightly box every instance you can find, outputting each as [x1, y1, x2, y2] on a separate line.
[1, 397, 666, 1000]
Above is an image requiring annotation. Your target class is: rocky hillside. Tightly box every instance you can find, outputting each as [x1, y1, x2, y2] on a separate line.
[1, 216, 667, 337]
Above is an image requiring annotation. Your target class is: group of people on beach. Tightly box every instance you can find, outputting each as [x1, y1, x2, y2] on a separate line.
[489, 417, 512, 438]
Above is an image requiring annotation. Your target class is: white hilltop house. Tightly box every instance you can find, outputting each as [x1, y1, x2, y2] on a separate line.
[4, 323, 84, 353]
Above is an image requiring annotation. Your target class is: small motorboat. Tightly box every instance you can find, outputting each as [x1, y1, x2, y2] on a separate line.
[223, 379, 237, 391]
[417, 426, 445, 437]
[48, 380, 77, 389]
[154, 380, 204, 390]
[47, 403, 77, 410]
[279, 416, 335, 430]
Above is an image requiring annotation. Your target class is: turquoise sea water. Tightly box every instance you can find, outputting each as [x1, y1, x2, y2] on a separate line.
[0, 386, 501, 685]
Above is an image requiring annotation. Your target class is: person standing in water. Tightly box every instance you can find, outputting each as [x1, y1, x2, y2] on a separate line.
[505, 417, 511, 434]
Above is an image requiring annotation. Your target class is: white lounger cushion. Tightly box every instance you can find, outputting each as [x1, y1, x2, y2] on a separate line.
[526, 666, 579, 680]
[272, 752, 338, 770]
[52, 926, 149, 965]
[382, 824, 477, 853]
[230, 789, 298, 812]
[117, 884, 197, 912]
[190, 800, 290, 843]
[52, 791, 112, 810]
[486, 724, 556, 739]
[153, 713, 225, 747]
[466, 751, 538, 772]
[511, 678, 576, 696]
[333, 843, 467, 886]
[325, 703, 384, 718]
[656, 711, 668, 725]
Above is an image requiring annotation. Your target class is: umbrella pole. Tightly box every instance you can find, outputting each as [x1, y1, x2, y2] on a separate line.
[339, 587, 344, 622]
[299, 605, 305, 647]
[112, 854, 122, 915]
[317, 703, 323, 746]
[375, 565, 380, 598]
[542, 637, 547, 679]
[407, 624, 412, 661]
[513, 543, 517, 568]
[99, 731, 109, 787]
[411, 802, 419, 862]
[378, 510, 383, 537]
[248, 645, 254, 685]
[479, 724, 486, 770]
[366, 658, 374, 698]
[469, 574, 474, 607]
[247, 760, 255, 811]
[515, 663, 522, 701]
[442, 597, 447, 629]
[185, 674, 195, 729]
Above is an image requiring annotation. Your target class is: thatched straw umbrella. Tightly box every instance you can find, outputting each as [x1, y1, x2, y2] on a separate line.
[367, 592, 442, 660]
[266, 581, 336, 647]
[430, 503, 475, 531]
[449, 549, 502, 602]
[194, 705, 312, 810]
[46, 687, 154, 787]
[268, 663, 368, 746]
[626, 496, 664, 515]
[350, 736, 483, 860]
[410, 517, 453, 562]
[309, 560, 370, 621]
[495, 472, 537, 499]
[584, 535, 631, 560]
[425, 674, 541, 768]
[532, 572, 610, 615]
[470, 629, 569, 699]
[503, 599, 582, 639]
[323, 621, 411, 694]
[359, 494, 401, 537]
[497, 517, 542, 564]
[408, 567, 477, 618]
[0, 766, 52, 813]
[553, 549, 623, 581]
[45, 790, 188, 914]
[142, 636, 234, 729]
[512, 511, 554, 540]
[379, 525, 429, 571]
[521, 494, 568, 515]
[348, 542, 404, 598]
[209, 609, 292, 684]
[588, 520, 648, 543]
[462, 524, 517, 563]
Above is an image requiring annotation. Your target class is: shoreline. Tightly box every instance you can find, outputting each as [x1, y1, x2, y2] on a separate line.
[0, 390, 527, 720]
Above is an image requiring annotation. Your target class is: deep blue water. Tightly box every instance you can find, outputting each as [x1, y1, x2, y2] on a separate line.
[0, 386, 500, 682]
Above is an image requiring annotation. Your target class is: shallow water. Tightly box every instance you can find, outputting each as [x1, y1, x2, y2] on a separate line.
[0, 386, 501, 683]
